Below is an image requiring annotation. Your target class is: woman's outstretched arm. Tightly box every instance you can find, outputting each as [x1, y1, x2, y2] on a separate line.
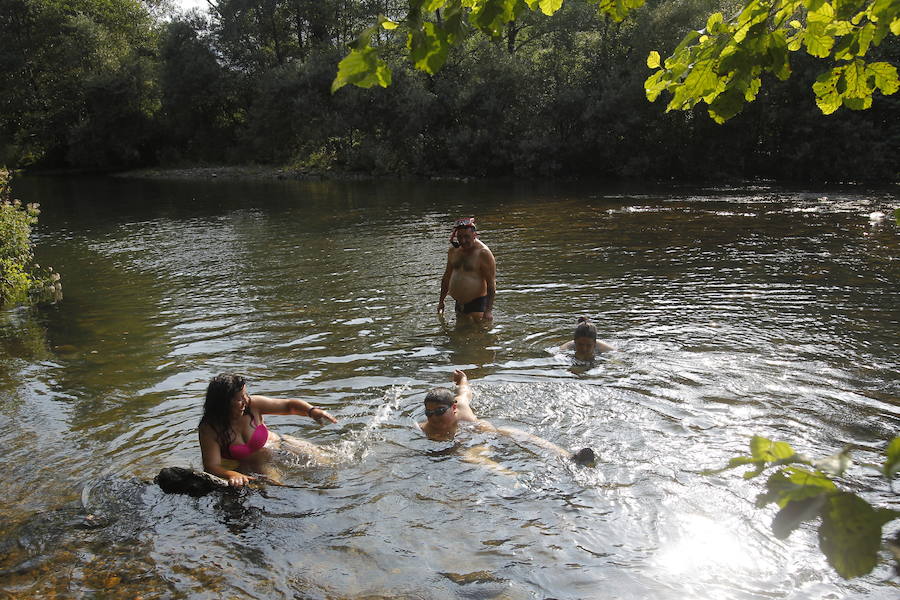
[250, 395, 338, 424]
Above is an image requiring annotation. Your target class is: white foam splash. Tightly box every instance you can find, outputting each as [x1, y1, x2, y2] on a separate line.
[331, 384, 409, 464]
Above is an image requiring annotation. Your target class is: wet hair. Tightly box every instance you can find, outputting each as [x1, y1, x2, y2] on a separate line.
[200, 373, 248, 453]
[573, 316, 597, 341]
[424, 387, 456, 406]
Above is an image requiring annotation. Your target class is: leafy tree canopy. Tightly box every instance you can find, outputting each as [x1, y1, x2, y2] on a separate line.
[332, 0, 899, 122]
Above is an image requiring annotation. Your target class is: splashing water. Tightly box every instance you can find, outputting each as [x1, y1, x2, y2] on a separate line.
[330, 384, 410, 464]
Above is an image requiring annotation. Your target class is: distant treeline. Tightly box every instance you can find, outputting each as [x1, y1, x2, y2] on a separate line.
[1, 0, 897, 182]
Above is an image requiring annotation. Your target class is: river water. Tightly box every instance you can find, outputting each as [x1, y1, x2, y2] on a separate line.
[1, 176, 898, 599]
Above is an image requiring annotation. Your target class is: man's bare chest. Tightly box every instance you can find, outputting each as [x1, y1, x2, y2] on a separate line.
[450, 251, 480, 272]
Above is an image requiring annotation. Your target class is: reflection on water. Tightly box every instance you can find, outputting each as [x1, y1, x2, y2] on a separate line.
[1, 177, 898, 598]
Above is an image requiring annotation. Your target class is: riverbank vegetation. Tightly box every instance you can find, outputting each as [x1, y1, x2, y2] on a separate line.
[0, 0, 897, 181]
[0, 169, 60, 306]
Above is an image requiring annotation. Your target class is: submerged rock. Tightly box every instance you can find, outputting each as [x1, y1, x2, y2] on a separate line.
[154, 467, 229, 497]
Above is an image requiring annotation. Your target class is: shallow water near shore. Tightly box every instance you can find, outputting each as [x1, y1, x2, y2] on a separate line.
[1, 176, 898, 598]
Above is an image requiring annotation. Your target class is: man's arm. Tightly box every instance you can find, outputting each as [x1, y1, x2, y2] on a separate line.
[497, 426, 574, 458]
[480, 247, 496, 320]
[438, 249, 454, 314]
[452, 369, 477, 421]
[487, 423, 574, 459]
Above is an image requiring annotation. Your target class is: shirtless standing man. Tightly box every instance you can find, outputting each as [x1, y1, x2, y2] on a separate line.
[437, 217, 496, 322]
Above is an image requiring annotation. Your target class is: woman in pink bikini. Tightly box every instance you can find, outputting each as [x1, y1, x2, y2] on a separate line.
[198, 373, 338, 487]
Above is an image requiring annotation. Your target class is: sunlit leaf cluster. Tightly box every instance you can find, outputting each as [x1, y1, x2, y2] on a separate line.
[645, 0, 899, 121]
[706, 435, 900, 579]
[331, 0, 647, 92]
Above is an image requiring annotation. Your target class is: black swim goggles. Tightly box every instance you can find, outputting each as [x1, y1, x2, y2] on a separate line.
[425, 405, 453, 418]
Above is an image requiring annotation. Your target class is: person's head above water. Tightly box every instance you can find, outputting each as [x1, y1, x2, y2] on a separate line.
[423, 387, 458, 421]
[573, 317, 598, 360]
[201, 373, 248, 447]
[449, 217, 477, 248]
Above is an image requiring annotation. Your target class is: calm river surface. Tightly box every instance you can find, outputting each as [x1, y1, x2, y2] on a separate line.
[1, 176, 898, 599]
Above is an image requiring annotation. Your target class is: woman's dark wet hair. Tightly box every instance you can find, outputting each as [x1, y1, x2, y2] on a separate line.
[424, 387, 456, 406]
[200, 373, 247, 452]
[574, 316, 597, 341]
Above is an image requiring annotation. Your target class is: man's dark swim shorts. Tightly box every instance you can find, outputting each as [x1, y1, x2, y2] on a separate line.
[455, 295, 488, 314]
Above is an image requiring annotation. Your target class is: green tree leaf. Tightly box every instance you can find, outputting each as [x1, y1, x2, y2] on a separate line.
[805, 21, 835, 58]
[647, 51, 660, 69]
[331, 46, 392, 93]
[772, 494, 828, 539]
[409, 22, 452, 74]
[813, 67, 843, 114]
[819, 493, 900, 579]
[866, 61, 899, 95]
[593, 0, 646, 22]
[706, 12, 725, 33]
[470, 0, 520, 37]
[421, 0, 449, 11]
[526, 0, 564, 16]
[750, 435, 796, 461]
[668, 57, 719, 110]
[757, 467, 837, 509]
[709, 86, 748, 124]
[767, 30, 792, 80]
[885, 437, 900, 478]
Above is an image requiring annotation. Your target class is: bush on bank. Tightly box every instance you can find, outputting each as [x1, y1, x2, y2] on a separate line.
[0, 169, 61, 307]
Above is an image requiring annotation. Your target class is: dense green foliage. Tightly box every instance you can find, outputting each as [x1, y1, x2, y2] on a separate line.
[0, 0, 897, 181]
[333, 0, 898, 123]
[706, 435, 900, 579]
[0, 169, 60, 306]
[646, 0, 900, 122]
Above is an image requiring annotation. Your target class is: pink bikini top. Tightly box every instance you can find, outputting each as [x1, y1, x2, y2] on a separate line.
[223, 419, 269, 460]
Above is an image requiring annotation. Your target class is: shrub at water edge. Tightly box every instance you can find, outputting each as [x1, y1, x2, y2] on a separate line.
[0, 169, 61, 306]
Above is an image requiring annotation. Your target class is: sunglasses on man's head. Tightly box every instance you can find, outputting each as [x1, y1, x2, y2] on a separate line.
[425, 405, 452, 418]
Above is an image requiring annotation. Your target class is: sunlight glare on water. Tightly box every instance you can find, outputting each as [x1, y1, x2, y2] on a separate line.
[655, 514, 752, 576]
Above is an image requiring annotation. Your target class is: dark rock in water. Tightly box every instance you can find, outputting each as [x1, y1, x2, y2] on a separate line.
[155, 467, 229, 497]
[572, 447, 596, 466]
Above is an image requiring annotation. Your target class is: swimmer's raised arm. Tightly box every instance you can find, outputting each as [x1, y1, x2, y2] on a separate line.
[452, 370, 477, 422]
[452, 370, 472, 402]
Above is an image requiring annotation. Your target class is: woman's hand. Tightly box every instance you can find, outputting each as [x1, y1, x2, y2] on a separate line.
[227, 472, 255, 487]
[309, 406, 338, 425]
